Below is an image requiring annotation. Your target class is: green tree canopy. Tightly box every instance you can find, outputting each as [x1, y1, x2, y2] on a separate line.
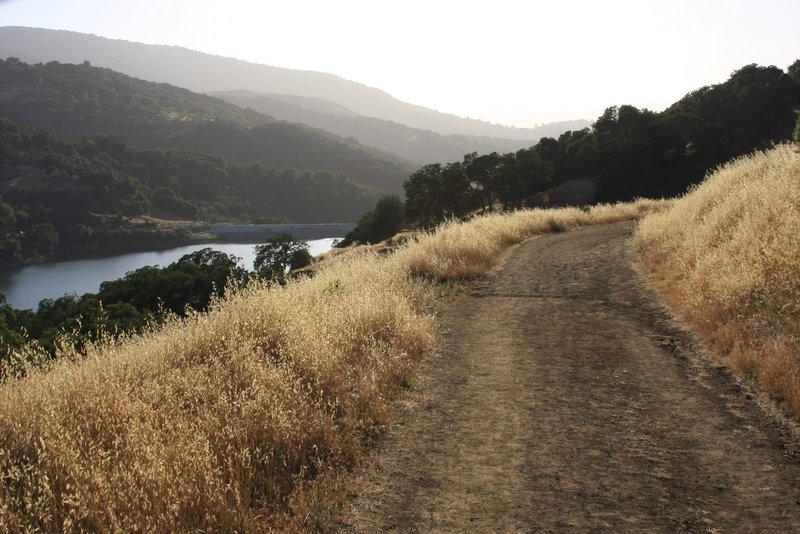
[402, 60, 800, 221]
[347, 194, 405, 244]
[254, 234, 312, 281]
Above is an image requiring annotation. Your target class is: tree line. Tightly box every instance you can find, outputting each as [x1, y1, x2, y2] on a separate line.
[404, 62, 800, 226]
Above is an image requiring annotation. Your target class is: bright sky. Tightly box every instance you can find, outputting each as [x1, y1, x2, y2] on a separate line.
[1, 0, 798, 127]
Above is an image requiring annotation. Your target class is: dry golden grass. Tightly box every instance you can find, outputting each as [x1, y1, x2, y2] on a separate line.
[0, 198, 665, 532]
[396, 199, 668, 282]
[636, 144, 800, 415]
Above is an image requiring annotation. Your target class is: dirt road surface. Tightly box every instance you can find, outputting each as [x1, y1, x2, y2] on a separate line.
[338, 222, 800, 533]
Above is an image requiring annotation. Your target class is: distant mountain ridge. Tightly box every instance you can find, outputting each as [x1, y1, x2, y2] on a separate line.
[0, 58, 414, 192]
[211, 90, 589, 164]
[0, 26, 589, 143]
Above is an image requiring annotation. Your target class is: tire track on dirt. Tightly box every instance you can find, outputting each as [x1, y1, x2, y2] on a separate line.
[339, 221, 800, 532]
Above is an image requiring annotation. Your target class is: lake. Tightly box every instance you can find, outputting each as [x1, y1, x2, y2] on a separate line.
[0, 238, 339, 310]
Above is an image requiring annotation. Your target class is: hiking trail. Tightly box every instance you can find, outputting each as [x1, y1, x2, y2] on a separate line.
[338, 221, 800, 533]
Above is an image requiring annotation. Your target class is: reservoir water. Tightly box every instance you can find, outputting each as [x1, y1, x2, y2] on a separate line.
[0, 238, 338, 310]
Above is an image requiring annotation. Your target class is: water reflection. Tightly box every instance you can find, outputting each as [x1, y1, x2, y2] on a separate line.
[0, 238, 338, 310]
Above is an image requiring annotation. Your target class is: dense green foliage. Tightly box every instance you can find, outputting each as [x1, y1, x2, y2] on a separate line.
[0, 57, 266, 134]
[0, 58, 415, 191]
[340, 194, 406, 245]
[167, 120, 413, 192]
[404, 62, 800, 226]
[253, 233, 312, 281]
[0, 117, 377, 264]
[795, 114, 800, 146]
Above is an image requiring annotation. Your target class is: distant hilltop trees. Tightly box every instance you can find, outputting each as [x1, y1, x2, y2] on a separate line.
[403, 62, 800, 226]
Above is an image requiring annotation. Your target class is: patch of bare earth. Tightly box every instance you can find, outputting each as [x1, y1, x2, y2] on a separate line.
[337, 221, 800, 533]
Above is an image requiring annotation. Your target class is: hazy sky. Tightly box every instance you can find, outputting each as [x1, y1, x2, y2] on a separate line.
[1, 0, 797, 127]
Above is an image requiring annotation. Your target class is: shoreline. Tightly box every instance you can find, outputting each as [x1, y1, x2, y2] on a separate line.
[0, 236, 345, 310]
[1, 222, 356, 271]
[0, 233, 215, 272]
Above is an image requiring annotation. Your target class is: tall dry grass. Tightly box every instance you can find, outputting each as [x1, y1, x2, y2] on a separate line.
[636, 144, 800, 415]
[397, 199, 668, 281]
[0, 199, 665, 532]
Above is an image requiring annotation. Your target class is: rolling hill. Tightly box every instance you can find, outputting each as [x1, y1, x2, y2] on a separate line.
[0, 115, 381, 265]
[0, 26, 589, 142]
[0, 57, 415, 192]
[211, 90, 589, 164]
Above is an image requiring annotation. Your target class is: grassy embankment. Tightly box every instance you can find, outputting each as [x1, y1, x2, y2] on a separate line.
[636, 144, 800, 415]
[0, 199, 665, 532]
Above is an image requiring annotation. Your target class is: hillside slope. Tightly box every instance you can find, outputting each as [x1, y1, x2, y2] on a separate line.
[0, 117, 380, 265]
[636, 144, 800, 415]
[0, 26, 580, 140]
[0, 201, 669, 531]
[0, 58, 414, 191]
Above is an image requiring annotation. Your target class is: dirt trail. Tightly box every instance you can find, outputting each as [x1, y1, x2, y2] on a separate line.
[338, 222, 800, 533]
